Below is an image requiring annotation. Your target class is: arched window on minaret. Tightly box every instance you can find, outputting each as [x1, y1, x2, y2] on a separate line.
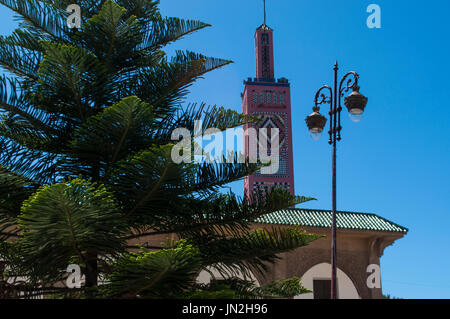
[259, 92, 265, 104]
[253, 92, 258, 103]
[266, 91, 272, 104]
[280, 92, 285, 105]
[273, 92, 278, 104]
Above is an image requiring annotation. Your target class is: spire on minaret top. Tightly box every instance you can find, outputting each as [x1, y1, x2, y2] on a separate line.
[264, 0, 266, 25]
[257, 0, 273, 31]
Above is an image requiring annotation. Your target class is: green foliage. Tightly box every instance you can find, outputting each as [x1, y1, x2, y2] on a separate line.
[0, 0, 320, 299]
[102, 240, 202, 298]
[18, 178, 126, 282]
[254, 277, 311, 298]
[383, 294, 402, 299]
[0, 166, 40, 240]
[195, 227, 322, 278]
[181, 280, 237, 299]
[182, 277, 310, 300]
[71, 96, 157, 166]
[183, 288, 237, 300]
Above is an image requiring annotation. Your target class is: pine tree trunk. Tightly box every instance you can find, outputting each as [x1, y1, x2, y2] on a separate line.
[85, 251, 98, 298]
[85, 163, 101, 297]
[82, 159, 100, 298]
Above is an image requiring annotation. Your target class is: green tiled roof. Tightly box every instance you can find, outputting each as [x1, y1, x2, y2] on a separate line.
[254, 209, 408, 233]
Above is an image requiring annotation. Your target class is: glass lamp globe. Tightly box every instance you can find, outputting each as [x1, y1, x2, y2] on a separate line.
[348, 108, 364, 123]
[309, 127, 323, 140]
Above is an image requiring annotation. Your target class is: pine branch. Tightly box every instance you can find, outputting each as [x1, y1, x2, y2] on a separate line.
[141, 16, 211, 51]
[196, 227, 322, 277]
[0, 36, 41, 79]
[16, 178, 127, 283]
[101, 240, 202, 298]
[70, 96, 156, 168]
[0, 0, 69, 42]
[124, 51, 232, 115]
[0, 136, 61, 184]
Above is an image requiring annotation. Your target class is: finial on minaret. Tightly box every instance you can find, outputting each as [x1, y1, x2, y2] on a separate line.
[263, 0, 266, 25]
[256, 0, 272, 31]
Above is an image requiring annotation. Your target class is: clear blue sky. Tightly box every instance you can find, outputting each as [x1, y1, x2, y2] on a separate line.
[1, 0, 449, 299]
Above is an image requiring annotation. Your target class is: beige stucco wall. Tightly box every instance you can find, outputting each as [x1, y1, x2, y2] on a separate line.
[294, 263, 360, 299]
[132, 223, 405, 299]
[248, 224, 405, 299]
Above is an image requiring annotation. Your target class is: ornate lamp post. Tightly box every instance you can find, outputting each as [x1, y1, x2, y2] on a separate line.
[305, 62, 368, 299]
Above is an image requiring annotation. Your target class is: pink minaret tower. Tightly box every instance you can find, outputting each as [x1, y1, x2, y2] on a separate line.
[243, 6, 295, 200]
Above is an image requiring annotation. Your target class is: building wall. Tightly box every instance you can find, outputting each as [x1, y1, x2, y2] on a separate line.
[248, 224, 404, 299]
[294, 263, 360, 299]
[136, 224, 404, 299]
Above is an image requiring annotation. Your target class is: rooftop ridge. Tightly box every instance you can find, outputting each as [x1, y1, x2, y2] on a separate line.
[284, 207, 378, 215]
[254, 208, 408, 233]
[285, 208, 409, 231]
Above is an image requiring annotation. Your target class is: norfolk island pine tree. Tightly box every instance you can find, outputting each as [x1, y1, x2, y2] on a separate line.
[0, 0, 320, 299]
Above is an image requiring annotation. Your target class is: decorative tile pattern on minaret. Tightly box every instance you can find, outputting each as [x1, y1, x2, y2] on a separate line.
[243, 23, 295, 199]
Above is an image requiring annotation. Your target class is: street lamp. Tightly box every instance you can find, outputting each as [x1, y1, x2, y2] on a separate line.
[305, 61, 368, 300]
